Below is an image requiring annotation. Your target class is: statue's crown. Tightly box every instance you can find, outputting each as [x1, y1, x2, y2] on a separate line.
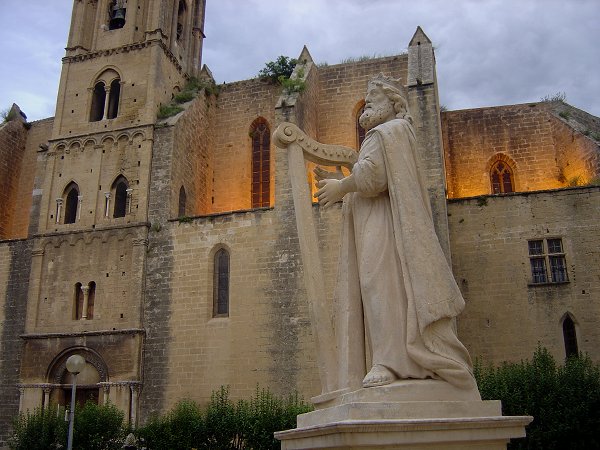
[369, 73, 407, 98]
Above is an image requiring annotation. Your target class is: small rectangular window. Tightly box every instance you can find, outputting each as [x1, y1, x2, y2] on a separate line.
[528, 238, 568, 285]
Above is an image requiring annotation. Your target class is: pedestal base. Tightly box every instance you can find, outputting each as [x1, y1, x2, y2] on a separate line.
[276, 382, 532, 449]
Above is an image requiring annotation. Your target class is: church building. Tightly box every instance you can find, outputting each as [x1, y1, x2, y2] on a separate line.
[0, 0, 599, 445]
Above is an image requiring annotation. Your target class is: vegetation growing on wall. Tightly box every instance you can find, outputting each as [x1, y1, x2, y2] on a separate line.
[157, 77, 219, 119]
[258, 56, 306, 94]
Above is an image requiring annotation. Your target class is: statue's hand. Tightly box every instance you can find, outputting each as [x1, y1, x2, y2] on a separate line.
[314, 165, 344, 182]
[315, 179, 345, 208]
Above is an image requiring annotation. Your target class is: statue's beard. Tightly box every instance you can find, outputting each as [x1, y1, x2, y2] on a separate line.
[359, 107, 391, 131]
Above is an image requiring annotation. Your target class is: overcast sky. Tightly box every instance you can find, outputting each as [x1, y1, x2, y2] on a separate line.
[1, 0, 599, 122]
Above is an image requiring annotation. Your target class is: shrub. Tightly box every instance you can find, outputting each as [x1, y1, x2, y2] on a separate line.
[157, 104, 184, 119]
[474, 347, 600, 450]
[137, 386, 312, 450]
[9, 406, 67, 450]
[258, 56, 297, 84]
[10, 401, 125, 450]
[73, 401, 126, 450]
[174, 91, 195, 104]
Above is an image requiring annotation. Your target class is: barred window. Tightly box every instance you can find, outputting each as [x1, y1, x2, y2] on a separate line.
[528, 238, 568, 284]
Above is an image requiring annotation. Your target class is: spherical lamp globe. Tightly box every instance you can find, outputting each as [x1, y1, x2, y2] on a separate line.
[66, 355, 86, 374]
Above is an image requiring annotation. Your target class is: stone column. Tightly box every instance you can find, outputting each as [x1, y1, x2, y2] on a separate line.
[77, 195, 83, 221]
[126, 188, 133, 214]
[129, 384, 139, 427]
[102, 384, 110, 405]
[56, 198, 63, 223]
[104, 192, 111, 217]
[18, 387, 24, 413]
[43, 387, 51, 410]
[81, 285, 90, 320]
[103, 85, 111, 120]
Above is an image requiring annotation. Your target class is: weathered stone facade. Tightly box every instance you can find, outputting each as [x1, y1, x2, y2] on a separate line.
[0, 1, 599, 447]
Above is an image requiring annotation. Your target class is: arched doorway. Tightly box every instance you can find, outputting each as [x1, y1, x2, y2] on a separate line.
[46, 347, 108, 407]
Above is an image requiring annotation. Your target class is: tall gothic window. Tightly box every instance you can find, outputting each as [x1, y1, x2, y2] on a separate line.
[178, 186, 187, 217]
[63, 182, 80, 224]
[562, 315, 578, 358]
[112, 175, 129, 218]
[250, 118, 270, 208]
[490, 160, 514, 194]
[87, 281, 96, 319]
[90, 82, 106, 122]
[213, 248, 230, 317]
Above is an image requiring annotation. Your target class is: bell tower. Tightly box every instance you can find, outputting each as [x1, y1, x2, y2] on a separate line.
[52, 0, 206, 139]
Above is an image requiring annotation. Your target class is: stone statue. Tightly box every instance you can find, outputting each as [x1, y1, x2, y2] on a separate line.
[315, 74, 479, 394]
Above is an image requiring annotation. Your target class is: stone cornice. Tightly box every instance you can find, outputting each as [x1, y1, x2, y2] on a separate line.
[48, 124, 154, 147]
[32, 222, 150, 240]
[20, 328, 145, 340]
[62, 37, 184, 75]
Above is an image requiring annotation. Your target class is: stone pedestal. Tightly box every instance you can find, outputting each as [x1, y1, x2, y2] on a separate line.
[275, 381, 532, 450]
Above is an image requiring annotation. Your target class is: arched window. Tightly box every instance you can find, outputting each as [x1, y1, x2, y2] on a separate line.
[356, 104, 366, 149]
[112, 176, 129, 218]
[107, 79, 120, 119]
[178, 186, 187, 217]
[87, 281, 96, 319]
[563, 315, 578, 358]
[177, 0, 187, 42]
[490, 160, 514, 194]
[213, 248, 229, 317]
[90, 82, 106, 122]
[74, 282, 83, 320]
[63, 182, 80, 224]
[250, 118, 270, 208]
[108, 0, 126, 30]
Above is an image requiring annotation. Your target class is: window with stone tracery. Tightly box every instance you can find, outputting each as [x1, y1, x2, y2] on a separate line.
[250, 118, 270, 208]
[490, 160, 514, 194]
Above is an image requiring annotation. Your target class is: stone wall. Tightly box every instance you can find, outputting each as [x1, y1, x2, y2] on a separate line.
[550, 113, 600, 184]
[0, 119, 28, 239]
[448, 187, 600, 364]
[317, 56, 408, 148]
[0, 239, 32, 448]
[211, 79, 281, 213]
[442, 103, 565, 198]
[36, 126, 153, 234]
[169, 91, 215, 217]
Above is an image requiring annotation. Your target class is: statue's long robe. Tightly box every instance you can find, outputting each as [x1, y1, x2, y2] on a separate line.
[335, 118, 478, 393]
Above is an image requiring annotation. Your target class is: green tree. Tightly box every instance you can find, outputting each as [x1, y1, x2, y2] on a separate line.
[258, 56, 298, 84]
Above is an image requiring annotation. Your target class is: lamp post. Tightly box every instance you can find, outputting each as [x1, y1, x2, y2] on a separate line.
[66, 354, 86, 450]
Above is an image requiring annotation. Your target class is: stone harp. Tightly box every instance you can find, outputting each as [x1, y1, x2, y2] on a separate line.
[273, 122, 357, 400]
